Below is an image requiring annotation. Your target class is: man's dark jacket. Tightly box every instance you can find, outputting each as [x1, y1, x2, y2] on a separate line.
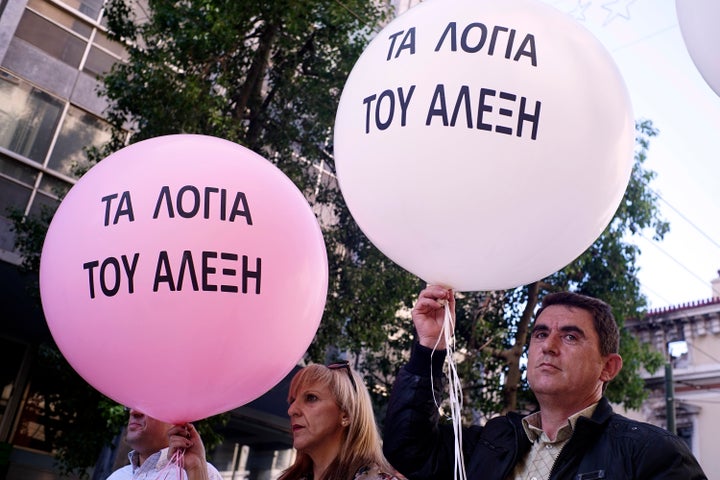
[383, 343, 707, 480]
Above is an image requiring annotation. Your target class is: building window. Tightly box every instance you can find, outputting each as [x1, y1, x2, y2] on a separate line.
[57, 0, 105, 21]
[84, 44, 116, 77]
[16, 0, 127, 77]
[0, 153, 39, 188]
[0, 154, 38, 252]
[84, 31, 128, 78]
[0, 168, 34, 214]
[47, 105, 112, 178]
[12, 390, 55, 453]
[25, 0, 94, 36]
[0, 66, 118, 256]
[0, 71, 64, 164]
[33, 178, 65, 212]
[668, 338, 690, 369]
[15, 2, 90, 69]
[10, 349, 71, 454]
[0, 339, 28, 430]
[677, 424, 693, 451]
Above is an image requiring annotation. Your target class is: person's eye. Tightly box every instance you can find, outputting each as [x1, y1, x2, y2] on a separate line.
[563, 333, 578, 342]
[305, 393, 318, 402]
[532, 331, 547, 339]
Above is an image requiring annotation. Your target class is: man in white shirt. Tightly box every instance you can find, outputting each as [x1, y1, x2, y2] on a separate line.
[106, 408, 223, 480]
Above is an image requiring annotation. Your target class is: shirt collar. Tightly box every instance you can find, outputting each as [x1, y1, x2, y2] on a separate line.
[521, 402, 598, 443]
[128, 448, 170, 473]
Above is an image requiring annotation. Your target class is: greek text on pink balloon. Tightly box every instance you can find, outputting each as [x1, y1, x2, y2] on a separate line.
[39, 134, 329, 424]
[361, 22, 541, 139]
[82, 185, 261, 299]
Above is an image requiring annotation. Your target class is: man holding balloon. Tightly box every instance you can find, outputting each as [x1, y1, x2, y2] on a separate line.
[106, 409, 222, 480]
[382, 285, 707, 480]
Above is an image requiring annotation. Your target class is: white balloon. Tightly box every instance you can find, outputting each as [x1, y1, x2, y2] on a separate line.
[676, 0, 720, 96]
[333, 0, 634, 292]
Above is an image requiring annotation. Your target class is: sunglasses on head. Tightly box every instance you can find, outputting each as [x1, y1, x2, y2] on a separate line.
[327, 360, 357, 393]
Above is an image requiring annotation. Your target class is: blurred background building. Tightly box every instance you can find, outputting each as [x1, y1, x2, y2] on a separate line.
[622, 275, 720, 477]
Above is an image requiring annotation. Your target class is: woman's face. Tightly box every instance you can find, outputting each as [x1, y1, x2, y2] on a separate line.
[287, 380, 348, 461]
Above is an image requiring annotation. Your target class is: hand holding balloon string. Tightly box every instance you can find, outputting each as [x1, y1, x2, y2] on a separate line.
[413, 285, 467, 480]
[168, 423, 210, 480]
[411, 285, 455, 350]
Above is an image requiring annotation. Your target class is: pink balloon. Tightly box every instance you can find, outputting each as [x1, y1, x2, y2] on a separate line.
[39, 134, 328, 424]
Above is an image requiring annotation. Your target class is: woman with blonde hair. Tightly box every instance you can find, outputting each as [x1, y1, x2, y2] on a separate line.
[279, 361, 400, 480]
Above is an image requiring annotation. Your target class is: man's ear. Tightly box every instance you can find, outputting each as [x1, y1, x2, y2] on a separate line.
[600, 353, 623, 383]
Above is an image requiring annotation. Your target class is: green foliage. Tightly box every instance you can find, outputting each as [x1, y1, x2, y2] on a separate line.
[100, 0, 389, 154]
[610, 329, 665, 409]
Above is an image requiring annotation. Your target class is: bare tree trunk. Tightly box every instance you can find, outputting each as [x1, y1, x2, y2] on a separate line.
[501, 281, 540, 413]
[233, 20, 278, 142]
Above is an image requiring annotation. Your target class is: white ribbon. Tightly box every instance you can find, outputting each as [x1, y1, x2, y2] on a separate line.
[430, 302, 468, 480]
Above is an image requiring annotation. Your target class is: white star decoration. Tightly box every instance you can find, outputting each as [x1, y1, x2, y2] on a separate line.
[570, 0, 592, 21]
[601, 0, 637, 26]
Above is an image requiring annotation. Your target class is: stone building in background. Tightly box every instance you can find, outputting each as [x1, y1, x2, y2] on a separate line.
[622, 271, 720, 477]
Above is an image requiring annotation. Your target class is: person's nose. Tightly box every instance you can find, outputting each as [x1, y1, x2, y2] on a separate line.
[128, 408, 144, 418]
[287, 401, 298, 417]
[541, 333, 560, 355]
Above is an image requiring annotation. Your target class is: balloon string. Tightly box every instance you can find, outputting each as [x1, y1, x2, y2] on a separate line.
[158, 448, 185, 480]
[429, 303, 468, 480]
